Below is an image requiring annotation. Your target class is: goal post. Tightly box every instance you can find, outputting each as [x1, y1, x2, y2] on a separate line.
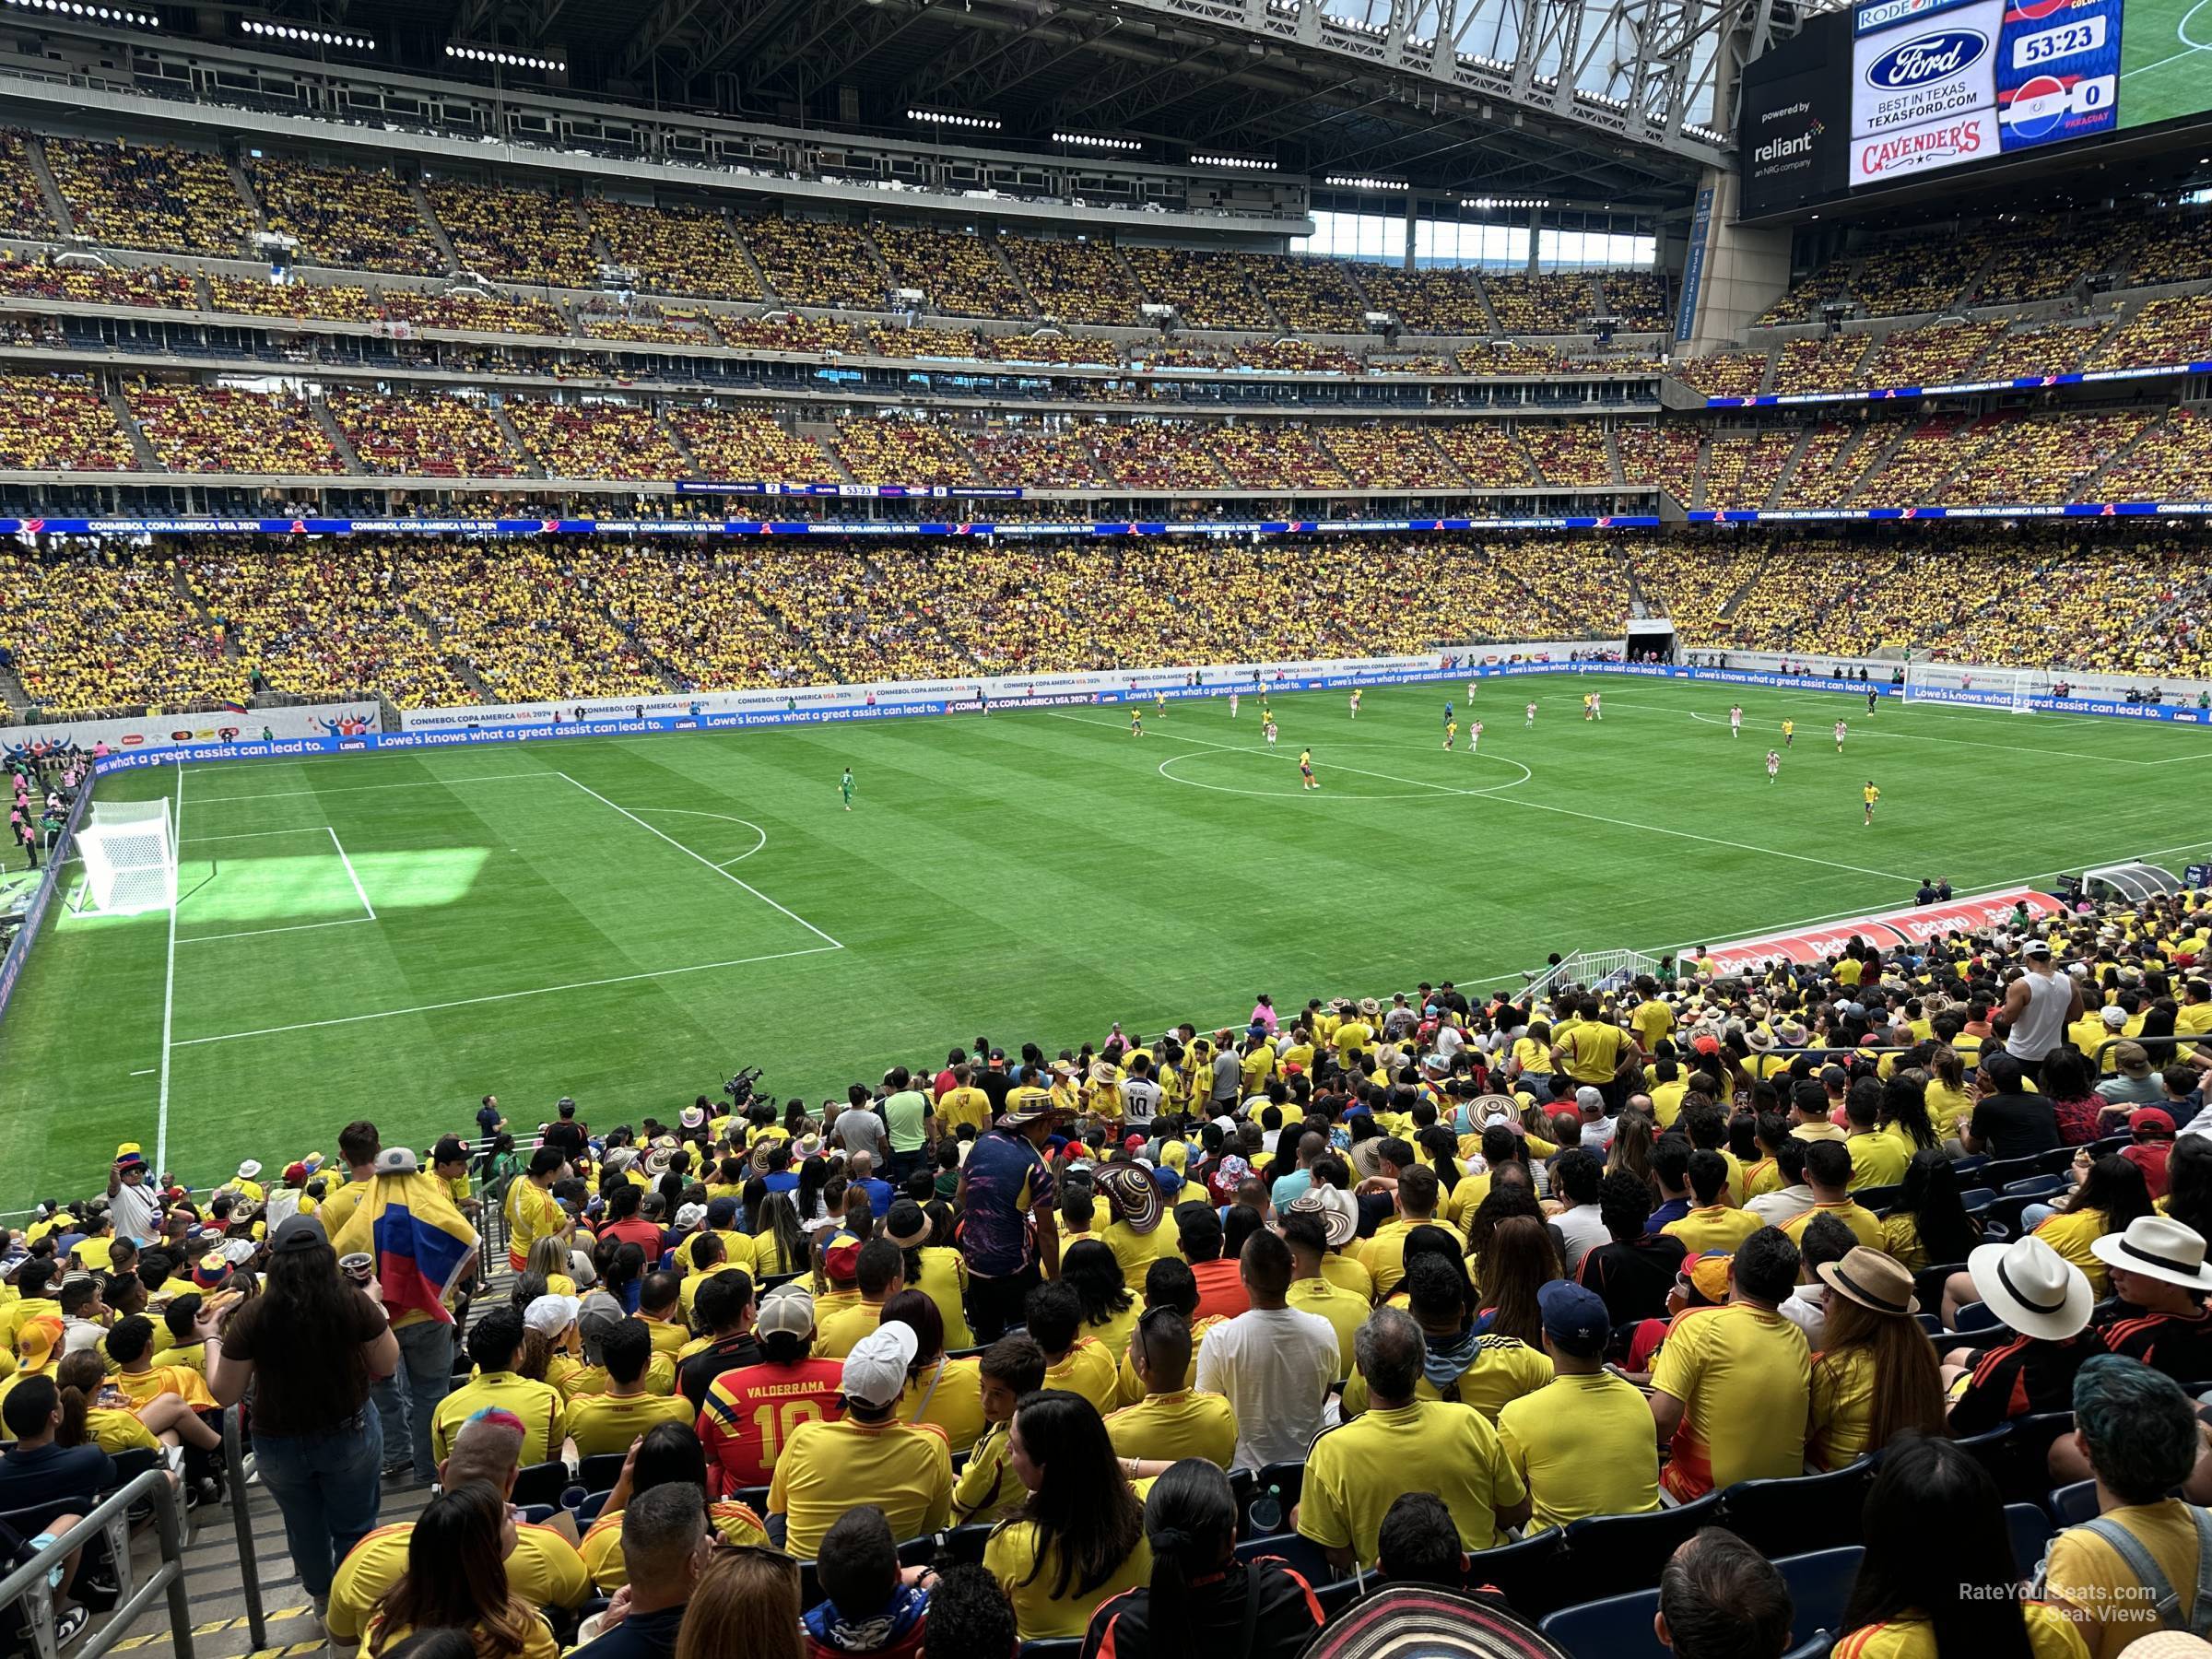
[1900, 664, 2048, 713]
[78, 800, 176, 917]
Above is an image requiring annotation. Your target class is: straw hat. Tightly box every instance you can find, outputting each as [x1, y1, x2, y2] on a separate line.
[1815, 1246, 1918, 1316]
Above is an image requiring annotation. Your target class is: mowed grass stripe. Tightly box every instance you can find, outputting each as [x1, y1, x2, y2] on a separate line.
[0, 673, 2194, 1205]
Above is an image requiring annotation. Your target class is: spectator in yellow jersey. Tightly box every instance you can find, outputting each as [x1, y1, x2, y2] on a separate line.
[1650, 1227, 1812, 1501]
[952, 1335, 1045, 1525]
[1832, 1432, 2087, 1659]
[359, 1482, 559, 1659]
[767, 1322, 951, 1559]
[1496, 1282, 1660, 1531]
[2041, 1357, 2212, 1659]
[564, 1318, 693, 1459]
[1297, 1307, 1530, 1571]
[1103, 1309, 1237, 1468]
[1279, 1208, 1368, 1380]
[1661, 1152, 1762, 1255]
[985, 1389, 1159, 1642]
[1781, 1141, 1888, 1251]
[1805, 1249, 1947, 1471]
[432, 1305, 568, 1467]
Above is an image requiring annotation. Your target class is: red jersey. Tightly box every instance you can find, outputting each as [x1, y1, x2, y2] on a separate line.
[697, 1359, 845, 1494]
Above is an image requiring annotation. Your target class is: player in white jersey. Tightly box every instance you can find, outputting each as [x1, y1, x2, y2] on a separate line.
[1466, 680, 1477, 703]
[1766, 748, 1780, 782]
[1469, 720, 1483, 752]
[1348, 688, 1361, 718]
[1834, 720, 1847, 752]
[1524, 700, 1536, 727]
[1729, 704, 1743, 737]
[1229, 691, 1239, 718]
[1589, 691, 1603, 721]
[1264, 717, 1278, 746]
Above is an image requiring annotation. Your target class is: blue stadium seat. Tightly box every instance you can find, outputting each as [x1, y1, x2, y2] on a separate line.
[1237, 1531, 1335, 1587]
[1951, 1298, 2010, 1333]
[575, 1489, 612, 1526]
[1718, 1461, 1877, 1556]
[1853, 1183, 1902, 1211]
[1777, 1547, 1863, 1638]
[1560, 1494, 1721, 1603]
[2006, 1501, 2053, 1577]
[1315, 1575, 1366, 1618]
[578, 1453, 628, 1493]
[942, 1524, 995, 1564]
[1540, 1547, 1862, 1659]
[1782, 1633, 1833, 1659]
[1957, 1189, 1998, 1212]
[2001, 1175, 2065, 1199]
[1462, 1528, 1571, 1617]
[511, 1461, 570, 1509]
[2046, 1480, 2099, 1526]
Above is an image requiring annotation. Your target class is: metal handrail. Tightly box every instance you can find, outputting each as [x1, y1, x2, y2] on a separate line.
[221, 1406, 265, 1653]
[0, 1469, 195, 1659]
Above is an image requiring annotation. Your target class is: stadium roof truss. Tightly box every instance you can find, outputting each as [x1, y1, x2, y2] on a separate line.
[450, 0, 1747, 199]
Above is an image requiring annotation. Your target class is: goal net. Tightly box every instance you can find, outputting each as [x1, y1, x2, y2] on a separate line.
[79, 800, 176, 917]
[1901, 664, 2048, 714]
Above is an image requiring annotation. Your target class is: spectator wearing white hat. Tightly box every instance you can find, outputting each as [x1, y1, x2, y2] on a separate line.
[1944, 1235, 2100, 1436]
[2091, 1217, 2212, 1381]
[766, 1321, 951, 1559]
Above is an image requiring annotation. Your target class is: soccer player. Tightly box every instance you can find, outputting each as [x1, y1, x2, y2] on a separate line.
[1264, 717, 1278, 747]
[1299, 749, 1317, 791]
[1583, 692, 1594, 721]
[1783, 718, 1794, 748]
[1259, 694, 1270, 724]
[1130, 709, 1144, 737]
[1442, 700, 1453, 728]
[1469, 720, 1483, 753]
[1866, 687, 1877, 716]
[1590, 691, 1603, 721]
[1864, 781, 1880, 826]
[1834, 719, 1847, 752]
[1155, 691, 1166, 719]
[1524, 700, 1536, 727]
[1466, 679, 1477, 703]
[1229, 691, 1239, 719]
[1729, 704, 1743, 737]
[1347, 688, 1361, 719]
[1441, 719, 1456, 752]
[1766, 748, 1780, 783]
[841, 768, 854, 812]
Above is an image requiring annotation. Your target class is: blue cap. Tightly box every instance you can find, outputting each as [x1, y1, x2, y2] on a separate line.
[1537, 1280, 1610, 1359]
[1152, 1165, 1184, 1196]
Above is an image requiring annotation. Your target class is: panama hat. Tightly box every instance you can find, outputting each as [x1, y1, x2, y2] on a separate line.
[235, 1160, 263, 1182]
[2091, 1215, 2212, 1292]
[1300, 1584, 1569, 1659]
[1286, 1190, 1355, 1248]
[1099, 1165, 1163, 1234]
[1967, 1235, 2093, 1340]
[1816, 1246, 1918, 1316]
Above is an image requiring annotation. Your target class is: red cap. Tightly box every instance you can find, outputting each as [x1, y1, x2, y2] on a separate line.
[1692, 1033, 1721, 1056]
[2131, 1108, 2177, 1137]
[824, 1243, 861, 1283]
[1124, 1135, 1146, 1152]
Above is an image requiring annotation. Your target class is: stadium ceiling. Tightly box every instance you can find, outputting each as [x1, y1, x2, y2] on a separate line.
[300, 0, 1748, 204]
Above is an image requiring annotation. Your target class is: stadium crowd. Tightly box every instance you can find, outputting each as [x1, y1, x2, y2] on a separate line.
[9, 887, 2212, 1657]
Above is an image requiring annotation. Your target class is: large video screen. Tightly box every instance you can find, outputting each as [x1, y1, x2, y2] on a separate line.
[1739, 0, 2212, 214]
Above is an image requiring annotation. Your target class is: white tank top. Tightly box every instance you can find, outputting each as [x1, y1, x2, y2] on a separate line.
[2006, 969, 2069, 1061]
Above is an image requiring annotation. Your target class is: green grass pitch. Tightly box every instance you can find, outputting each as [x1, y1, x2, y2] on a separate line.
[2121, 0, 2212, 130]
[4, 672, 2211, 1210]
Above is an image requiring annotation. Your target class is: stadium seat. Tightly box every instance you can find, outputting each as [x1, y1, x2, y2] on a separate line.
[578, 1453, 628, 1493]
[1975, 1155, 2055, 1188]
[575, 1490, 613, 1526]
[1853, 1183, 1901, 1210]
[1237, 1531, 1335, 1586]
[1952, 1300, 2010, 1334]
[1314, 1575, 1366, 1618]
[1538, 1547, 1863, 1659]
[512, 1462, 571, 1509]
[1913, 1262, 1971, 1311]
[1717, 1462, 1877, 1556]
[1462, 1528, 1571, 1617]
[1956, 1190, 1998, 1214]
[1019, 1642, 1085, 1658]
[1781, 1637, 1832, 1659]
[2046, 1480, 2099, 1526]
[1987, 1415, 2074, 1504]
[2006, 1503, 2053, 1578]
[942, 1524, 995, 1564]
[1559, 1494, 1722, 1602]
[735, 1485, 771, 1513]
[2000, 1175, 2065, 1199]
[1244, 1460, 1305, 1531]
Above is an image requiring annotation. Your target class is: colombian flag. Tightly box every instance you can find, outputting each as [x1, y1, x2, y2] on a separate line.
[328, 1172, 477, 1325]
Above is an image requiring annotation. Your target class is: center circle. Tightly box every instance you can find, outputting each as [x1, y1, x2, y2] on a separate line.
[1156, 742, 1532, 801]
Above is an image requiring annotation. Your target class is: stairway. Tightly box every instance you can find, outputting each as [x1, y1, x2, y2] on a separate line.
[314, 401, 366, 475]
[1761, 428, 1821, 512]
[489, 406, 545, 478]
[23, 136, 72, 237]
[986, 237, 1041, 322]
[0, 657, 31, 720]
[108, 389, 162, 470]
[2074, 415, 2162, 502]
[1602, 429, 1625, 485]
[408, 600, 494, 699]
[410, 181, 463, 274]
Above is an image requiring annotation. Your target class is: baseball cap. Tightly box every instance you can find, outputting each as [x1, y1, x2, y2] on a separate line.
[2025, 938, 2053, 958]
[431, 1135, 467, 1166]
[824, 1243, 862, 1285]
[372, 1147, 419, 1176]
[1538, 1281, 1609, 1359]
[2100, 1006, 2130, 1029]
[269, 1213, 328, 1255]
[1574, 1087, 1605, 1115]
[524, 1293, 581, 1336]
[674, 1202, 707, 1230]
[841, 1322, 919, 1409]
[2133, 1108, 2178, 1137]
[757, 1285, 816, 1339]
[578, 1305, 625, 1365]
[1680, 1252, 1733, 1306]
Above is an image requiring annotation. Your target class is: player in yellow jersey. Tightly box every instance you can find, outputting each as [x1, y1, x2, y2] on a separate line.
[1130, 709, 1143, 736]
[1442, 719, 1457, 751]
[1348, 688, 1361, 719]
[1783, 718, 1794, 748]
[1300, 748, 1317, 790]
[1155, 691, 1166, 718]
[1864, 781, 1880, 826]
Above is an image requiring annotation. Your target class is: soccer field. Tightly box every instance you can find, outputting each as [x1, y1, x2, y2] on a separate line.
[4, 672, 2211, 1209]
[2121, 0, 2212, 129]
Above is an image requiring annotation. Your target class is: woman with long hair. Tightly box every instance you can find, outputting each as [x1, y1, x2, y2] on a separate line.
[524, 1235, 576, 1297]
[1604, 1112, 1653, 1184]
[363, 1483, 556, 1659]
[1464, 1169, 1547, 1272]
[674, 1545, 803, 1659]
[2030, 1153, 2155, 1297]
[53, 1348, 219, 1456]
[1877, 1074, 1938, 1154]
[2040, 1048, 2106, 1147]
[748, 1184, 806, 1279]
[985, 1390, 1151, 1641]
[198, 1213, 397, 1610]
[1924, 1046, 1972, 1144]
[2165, 1134, 2212, 1238]
[794, 1156, 832, 1227]
[883, 1288, 985, 1453]
[1415, 1126, 1465, 1194]
[1059, 1240, 1139, 1361]
[1881, 1149, 1980, 1271]
[1835, 1432, 2076, 1659]
[1806, 1248, 1947, 1471]
[1474, 1214, 1560, 1345]
[1080, 1459, 1322, 1659]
